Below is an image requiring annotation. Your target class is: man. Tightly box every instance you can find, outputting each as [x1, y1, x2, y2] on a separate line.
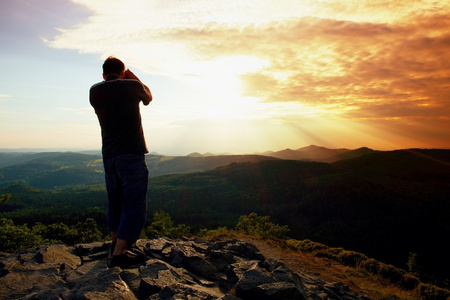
[90, 56, 153, 268]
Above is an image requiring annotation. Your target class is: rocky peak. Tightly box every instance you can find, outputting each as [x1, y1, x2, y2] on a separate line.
[0, 237, 369, 299]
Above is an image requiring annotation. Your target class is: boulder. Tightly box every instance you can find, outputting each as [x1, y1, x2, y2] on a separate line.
[35, 244, 81, 270]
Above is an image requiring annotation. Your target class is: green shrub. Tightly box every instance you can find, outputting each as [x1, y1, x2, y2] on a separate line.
[287, 238, 423, 290]
[145, 211, 191, 238]
[170, 224, 191, 238]
[32, 219, 103, 245]
[338, 250, 368, 267]
[286, 239, 329, 253]
[401, 273, 420, 290]
[196, 226, 231, 238]
[0, 217, 104, 252]
[145, 211, 174, 237]
[197, 228, 209, 237]
[72, 218, 103, 243]
[264, 237, 446, 296]
[327, 247, 344, 256]
[314, 248, 340, 260]
[359, 258, 381, 275]
[235, 212, 290, 239]
[0, 218, 44, 251]
[33, 222, 76, 244]
[418, 283, 450, 300]
[378, 264, 405, 284]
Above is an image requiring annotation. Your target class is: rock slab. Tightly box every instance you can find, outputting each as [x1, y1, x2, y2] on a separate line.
[0, 238, 370, 299]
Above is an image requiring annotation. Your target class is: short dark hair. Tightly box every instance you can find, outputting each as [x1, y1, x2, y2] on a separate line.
[102, 56, 125, 76]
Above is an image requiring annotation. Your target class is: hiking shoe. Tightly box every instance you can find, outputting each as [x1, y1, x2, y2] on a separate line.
[107, 251, 147, 269]
[107, 241, 142, 258]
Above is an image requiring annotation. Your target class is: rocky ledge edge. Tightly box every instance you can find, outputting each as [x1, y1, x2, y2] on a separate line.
[0, 237, 370, 299]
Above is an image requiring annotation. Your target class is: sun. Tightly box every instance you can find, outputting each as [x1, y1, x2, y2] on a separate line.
[191, 55, 268, 119]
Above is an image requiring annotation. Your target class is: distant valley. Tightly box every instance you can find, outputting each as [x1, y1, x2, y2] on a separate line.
[0, 145, 377, 189]
[1, 146, 449, 286]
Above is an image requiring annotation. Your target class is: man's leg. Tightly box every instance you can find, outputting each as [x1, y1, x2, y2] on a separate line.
[104, 157, 123, 239]
[108, 154, 148, 268]
[115, 154, 149, 243]
[112, 237, 129, 255]
[110, 232, 129, 256]
[111, 231, 117, 242]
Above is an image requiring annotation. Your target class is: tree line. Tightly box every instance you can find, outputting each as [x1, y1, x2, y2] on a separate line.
[0, 211, 289, 253]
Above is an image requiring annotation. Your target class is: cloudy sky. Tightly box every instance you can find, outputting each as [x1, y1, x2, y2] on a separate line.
[1, 0, 449, 155]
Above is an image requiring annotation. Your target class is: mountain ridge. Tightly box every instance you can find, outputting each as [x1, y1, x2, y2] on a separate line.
[0, 144, 376, 168]
[0, 145, 378, 189]
[261, 145, 379, 162]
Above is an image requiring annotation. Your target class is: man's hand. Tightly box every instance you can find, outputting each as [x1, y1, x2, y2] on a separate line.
[124, 68, 152, 102]
[123, 69, 139, 80]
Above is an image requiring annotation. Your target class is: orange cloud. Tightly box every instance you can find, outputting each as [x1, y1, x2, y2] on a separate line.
[167, 12, 450, 121]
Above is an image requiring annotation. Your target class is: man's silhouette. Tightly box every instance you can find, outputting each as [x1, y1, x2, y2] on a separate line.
[90, 56, 153, 268]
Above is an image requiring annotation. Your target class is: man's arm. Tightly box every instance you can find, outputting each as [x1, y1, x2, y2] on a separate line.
[124, 69, 153, 105]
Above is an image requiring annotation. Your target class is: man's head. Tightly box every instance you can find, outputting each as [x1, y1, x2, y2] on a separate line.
[102, 56, 125, 78]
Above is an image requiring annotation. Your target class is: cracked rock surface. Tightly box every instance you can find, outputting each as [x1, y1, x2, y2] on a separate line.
[0, 238, 370, 299]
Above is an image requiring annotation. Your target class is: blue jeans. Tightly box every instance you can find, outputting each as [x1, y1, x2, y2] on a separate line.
[103, 153, 149, 243]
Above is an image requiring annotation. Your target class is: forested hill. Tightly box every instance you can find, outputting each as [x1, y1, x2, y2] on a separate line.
[0, 152, 277, 189]
[0, 145, 376, 189]
[145, 149, 450, 284]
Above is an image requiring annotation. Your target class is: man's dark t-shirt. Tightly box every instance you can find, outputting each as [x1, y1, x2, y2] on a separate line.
[90, 75, 152, 158]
